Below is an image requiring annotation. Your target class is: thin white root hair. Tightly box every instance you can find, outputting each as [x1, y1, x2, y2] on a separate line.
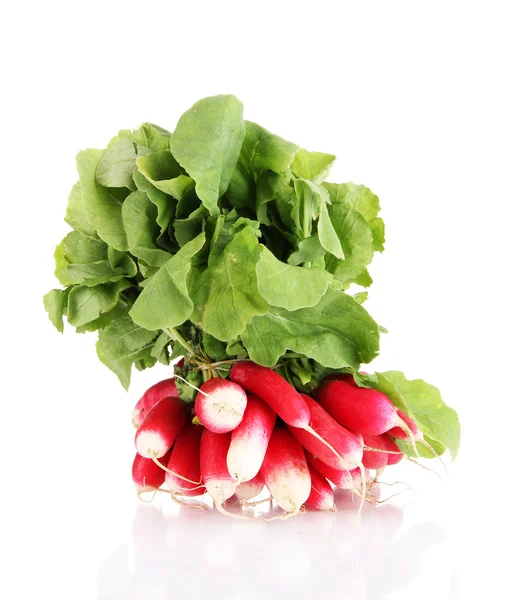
[214, 500, 256, 520]
[136, 489, 158, 503]
[407, 456, 447, 485]
[239, 495, 273, 507]
[363, 445, 404, 456]
[173, 374, 209, 397]
[150, 454, 203, 485]
[356, 462, 367, 519]
[330, 503, 337, 513]
[263, 506, 304, 521]
[421, 439, 449, 475]
[395, 417, 419, 457]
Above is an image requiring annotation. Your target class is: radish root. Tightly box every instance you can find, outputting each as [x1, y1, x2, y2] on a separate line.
[150, 453, 203, 485]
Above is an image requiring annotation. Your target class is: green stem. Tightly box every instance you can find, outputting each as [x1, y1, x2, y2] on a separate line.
[162, 328, 195, 356]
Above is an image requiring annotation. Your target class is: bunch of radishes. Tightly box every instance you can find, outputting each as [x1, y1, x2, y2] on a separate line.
[132, 362, 423, 518]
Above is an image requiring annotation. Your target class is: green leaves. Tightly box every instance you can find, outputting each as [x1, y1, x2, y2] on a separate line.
[129, 233, 206, 330]
[43, 289, 68, 333]
[96, 138, 146, 190]
[240, 121, 299, 176]
[291, 149, 335, 183]
[242, 287, 380, 369]
[256, 245, 332, 310]
[170, 95, 245, 215]
[190, 226, 268, 341]
[96, 311, 160, 390]
[77, 149, 129, 251]
[67, 279, 131, 327]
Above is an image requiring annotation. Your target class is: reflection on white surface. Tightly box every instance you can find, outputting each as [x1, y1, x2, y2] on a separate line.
[96, 487, 456, 600]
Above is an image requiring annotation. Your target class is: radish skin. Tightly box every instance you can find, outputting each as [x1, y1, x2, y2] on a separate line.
[382, 434, 404, 465]
[195, 378, 247, 434]
[362, 435, 389, 470]
[165, 423, 205, 497]
[305, 451, 362, 491]
[135, 396, 188, 458]
[132, 451, 170, 494]
[227, 394, 276, 482]
[200, 429, 238, 511]
[260, 427, 311, 515]
[230, 362, 311, 428]
[305, 466, 335, 511]
[387, 410, 423, 442]
[132, 378, 179, 428]
[316, 380, 412, 437]
[288, 394, 363, 471]
[235, 472, 265, 502]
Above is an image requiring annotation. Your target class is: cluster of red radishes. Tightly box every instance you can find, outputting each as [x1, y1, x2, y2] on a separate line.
[131, 362, 422, 517]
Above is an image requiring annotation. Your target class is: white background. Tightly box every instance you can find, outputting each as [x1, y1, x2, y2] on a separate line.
[2, 1, 507, 598]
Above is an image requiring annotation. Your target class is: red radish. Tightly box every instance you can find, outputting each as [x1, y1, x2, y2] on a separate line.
[195, 378, 247, 434]
[387, 410, 423, 442]
[135, 396, 188, 459]
[230, 363, 346, 467]
[382, 434, 404, 465]
[235, 472, 265, 502]
[200, 429, 238, 515]
[231, 362, 311, 428]
[305, 451, 362, 491]
[316, 380, 416, 446]
[132, 378, 179, 428]
[288, 394, 363, 471]
[131, 450, 171, 495]
[227, 394, 276, 482]
[305, 466, 335, 511]
[362, 435, 389, 470]
[260, 427, 311, 516]
[165, 423, 205, 497]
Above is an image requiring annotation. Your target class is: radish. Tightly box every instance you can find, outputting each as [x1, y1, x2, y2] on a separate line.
[200, 429, 239, 516]
[230, 363, 348, 468]
[227, 394, 276, 482]
[387, 410, 423, 441]
[165, 422, 205, 498]
[362, 435, 389, 470]
[132, 378, 179, 428]
[305, 466, 335, 511]
[235, 472, 266, 502]
[131, 450, 170, 495]
[381, 434, 404, 466]
[260, 427, 311, 517]
[316, 380, 417, 453]
[288, 394, 363, 471]
[305, 451, 362, 491]
[135, 396, 188, 460]
[195, 378, 247, 434]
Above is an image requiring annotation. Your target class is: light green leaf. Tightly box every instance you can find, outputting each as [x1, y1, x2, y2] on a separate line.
[242, 287, 380, 368]
[325, 205, 374, 284]
[150, 331, 171, 365]
[173, 205, 208, 247]
[378, 371, 461, 460]
[96, 138, 146, 190]
[190, 226, 268, 341]
[170, 95, 245, 215]
[291, 149, 335, 183]
[352, 268, 373, 288]
[96, 312, 160, 389]
[136, 150, 190, 197]
[65, 182, 97, 237]
[67, 279, 131, 327]
[54, 241, 71, 286]
[122, 190, 171, 265]
[318, 200, 345, 260]
[75, 299, 130, 333]
[65, 262, 131, 286]
[62, 231, 107, 264]
[77, 149, 129, 251]
[240, 121, 299, 176]
[287, 234, 326, 266]
[117, 123, 171, 152]
[129, 233, 206, 330]
[256, 245, 332, 310]
[353, 291, 369, 304]
[370, 217, 385, 252]
[43, 289, 68, 333]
